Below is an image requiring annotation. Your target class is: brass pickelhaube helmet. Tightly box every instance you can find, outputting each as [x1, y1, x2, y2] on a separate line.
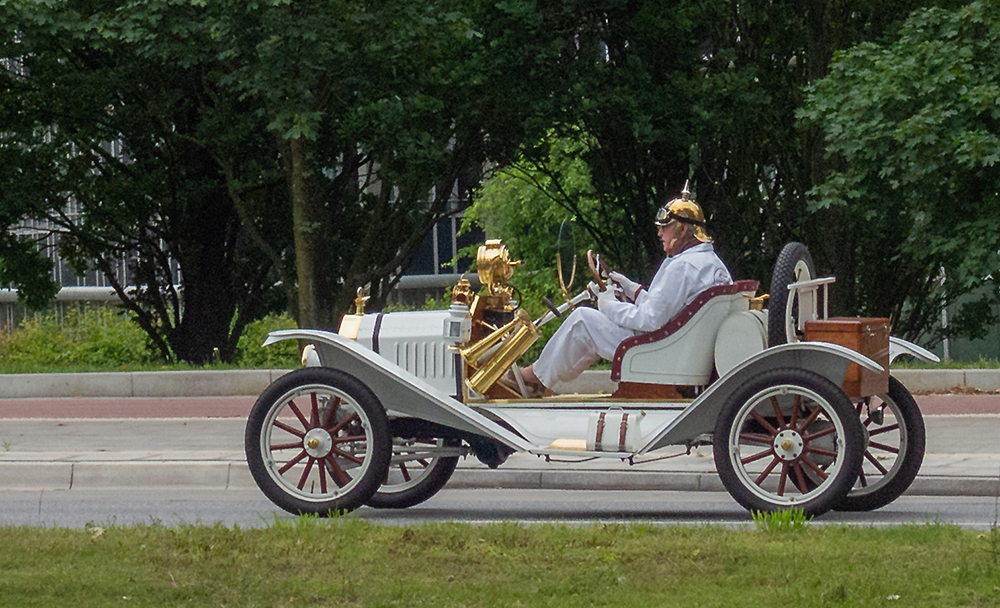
[654, 181, 712, 243]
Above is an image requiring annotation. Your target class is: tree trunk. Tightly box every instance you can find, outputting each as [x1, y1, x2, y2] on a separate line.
[289, 137, 340, 330]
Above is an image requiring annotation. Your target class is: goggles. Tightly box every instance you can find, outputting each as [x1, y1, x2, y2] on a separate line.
[655, 207, 707, 228]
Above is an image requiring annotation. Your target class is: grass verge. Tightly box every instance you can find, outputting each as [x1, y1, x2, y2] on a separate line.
[0, 519, 998, 607]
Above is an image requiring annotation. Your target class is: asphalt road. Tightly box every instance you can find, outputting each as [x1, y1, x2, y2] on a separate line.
[2, 488, 997, 530]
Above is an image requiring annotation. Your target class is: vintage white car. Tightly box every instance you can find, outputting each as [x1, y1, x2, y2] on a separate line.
[244, 241, 936, 517]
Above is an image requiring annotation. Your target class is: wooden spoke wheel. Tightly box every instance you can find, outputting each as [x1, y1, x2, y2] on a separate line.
[245, 368, 391, 515]
[836, 376, 925, 511]
[366, 437, 462, 509]
[714, 368, 864, 517]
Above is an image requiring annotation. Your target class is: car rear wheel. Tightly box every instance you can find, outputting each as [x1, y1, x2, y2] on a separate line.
[714, 368, 863, 517]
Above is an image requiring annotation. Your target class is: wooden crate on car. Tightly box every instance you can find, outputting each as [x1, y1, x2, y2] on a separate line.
[804, 317, 889, 398]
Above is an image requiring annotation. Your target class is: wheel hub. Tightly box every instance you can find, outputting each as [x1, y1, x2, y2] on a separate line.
[773, 429, 803, 461]
[303, 428, 333, 458]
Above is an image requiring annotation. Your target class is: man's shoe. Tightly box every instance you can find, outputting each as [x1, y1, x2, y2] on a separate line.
[501, 369, 546, 399]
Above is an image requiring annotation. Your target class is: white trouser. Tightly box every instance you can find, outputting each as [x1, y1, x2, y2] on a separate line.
[532, 306, 636, 388]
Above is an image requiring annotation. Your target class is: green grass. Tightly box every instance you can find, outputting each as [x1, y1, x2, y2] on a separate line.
[893, 356, 1000, 369]
[0, 519, 998, 607]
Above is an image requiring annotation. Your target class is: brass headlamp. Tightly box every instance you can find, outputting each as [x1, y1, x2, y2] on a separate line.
[475, 240, 522, 311]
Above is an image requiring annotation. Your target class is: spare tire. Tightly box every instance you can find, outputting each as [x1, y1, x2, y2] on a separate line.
[767, 242, 816, 346]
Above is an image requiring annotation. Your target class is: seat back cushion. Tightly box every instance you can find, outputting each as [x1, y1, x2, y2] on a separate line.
[610, 280, 759, 384]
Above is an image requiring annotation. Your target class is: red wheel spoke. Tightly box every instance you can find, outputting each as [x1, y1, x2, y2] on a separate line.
[858, 467, 868, 487]
[319, 459, 328, 494]
[749, 411, 778, 436]
[770, 396, 786, 429]
[868, 440, 900, 454]
[796, 406, 822, 432]
[754, 456, 781, 485]
[287, 399, 311, 429]
[804, 445, 838, 458]
[331, 446, 364, 466]
[278, 450, 308, 474]
[322, 396, 342, 429]
[776, 463, 789, 495]
[310, 393, 320, 428]
[792, 462, 809, 494]
[739, 432, 774, 445]
[416, 459, 430, 467]
[399, 462, 411, 482]
[297, 457, 315, 490]
[332, 434, 367, 444]
[802, 426, 835, 442]
[328, 412, 359, 436]
[270, 441, 302, 451]
[864, 451, 889, 474]
[800, 454, 829, 480]
[273, 420, 305, 438]
[324, 456, 351, 487]
[742, 447, 775, 465]
[869, 423, 900, 437]
[789, 395, 801, 427]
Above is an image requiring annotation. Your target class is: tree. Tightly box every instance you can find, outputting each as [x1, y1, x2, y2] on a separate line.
[211, 0, 535, 328]
[800, 1, 1000, 342]
[0, 0, 291, 363]
[462, 0, 965, 328]
[465, 133, 602, 299]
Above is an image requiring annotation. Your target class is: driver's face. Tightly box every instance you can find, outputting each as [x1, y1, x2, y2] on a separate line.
[657, 221, 678, 254]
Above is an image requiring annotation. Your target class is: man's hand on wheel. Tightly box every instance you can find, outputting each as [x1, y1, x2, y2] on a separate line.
[596, 285, 620, 311]
[608, 271, 642, 302]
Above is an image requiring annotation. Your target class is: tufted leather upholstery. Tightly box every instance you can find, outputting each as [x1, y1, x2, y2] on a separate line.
[609, 280, 759, 382]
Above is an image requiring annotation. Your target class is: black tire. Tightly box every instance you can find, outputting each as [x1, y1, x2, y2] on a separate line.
[767, 242, 816, 346]
[836, 376, 925, 511]
[366, 438, 460, 509]
[713, 368, 864, 517]
[245, 367, 392, 516]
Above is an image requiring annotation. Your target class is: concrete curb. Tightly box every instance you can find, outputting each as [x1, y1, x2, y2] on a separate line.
[2, 368, 1000, 399]
[2, 462, 997, 497]
[0, 370, 292, 399]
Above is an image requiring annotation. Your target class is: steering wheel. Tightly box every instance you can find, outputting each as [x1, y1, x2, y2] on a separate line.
[541, 297, 561, 318]
[586, 249, 612, 292]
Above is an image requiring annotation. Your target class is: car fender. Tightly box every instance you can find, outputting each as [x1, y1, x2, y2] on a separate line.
[639, 341, 883, 453]
[263, 329, 533, 452]
[889, 336, 940, 364]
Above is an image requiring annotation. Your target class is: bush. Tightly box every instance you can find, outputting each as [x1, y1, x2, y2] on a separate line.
[233, 313, 299, 369]
[0, 306, 157, 371]
[0, 307, 302, 372]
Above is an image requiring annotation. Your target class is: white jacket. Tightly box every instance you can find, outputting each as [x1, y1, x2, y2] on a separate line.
[600, 243, 733, 332]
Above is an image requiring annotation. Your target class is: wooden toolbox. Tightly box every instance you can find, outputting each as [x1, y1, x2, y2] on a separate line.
[804, 317, 889, 398]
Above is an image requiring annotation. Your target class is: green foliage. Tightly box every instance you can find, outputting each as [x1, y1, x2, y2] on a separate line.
[0, 307, 157, 370]
[752, 507, 812, 533]
[465, 133, 602, 293]
[211, 0, 537, 327]
[800, 1, 1000, 344]
[0, 0, 290, 363]
[0, 311, 299, 371]
[0, 237, 58, 311]
[233, 313, 300, 369]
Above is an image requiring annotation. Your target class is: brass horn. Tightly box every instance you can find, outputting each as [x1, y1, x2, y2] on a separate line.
[461, 308, 540, 395]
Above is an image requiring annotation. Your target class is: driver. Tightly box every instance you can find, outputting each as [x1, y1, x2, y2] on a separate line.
[511, 184, 732, 397]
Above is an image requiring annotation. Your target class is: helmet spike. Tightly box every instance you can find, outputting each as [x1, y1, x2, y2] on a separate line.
[681, 180, 691, 201]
